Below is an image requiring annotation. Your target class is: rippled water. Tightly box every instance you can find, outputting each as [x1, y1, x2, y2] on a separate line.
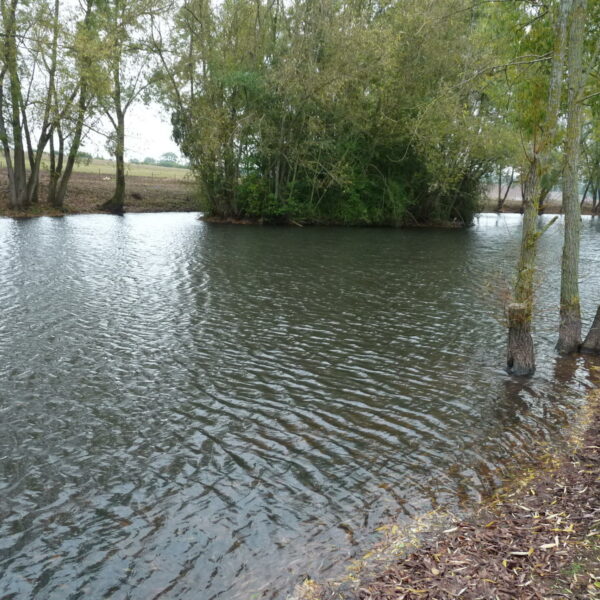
[1, 213, 600, 600]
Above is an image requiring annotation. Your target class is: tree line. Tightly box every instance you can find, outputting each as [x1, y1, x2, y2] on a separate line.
[1, 0, 598, 224]
[0, 0, 165, 212]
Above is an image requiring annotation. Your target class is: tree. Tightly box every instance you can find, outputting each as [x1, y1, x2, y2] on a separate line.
[96, 0, 164, 213]
[557, 0, 588, 354]
[47, 0, 105, 209]
[0, 0, 62, 210]
[158, 151, 178, 166]
[502, 0, 571, 375]
[158, 0, 511, 226]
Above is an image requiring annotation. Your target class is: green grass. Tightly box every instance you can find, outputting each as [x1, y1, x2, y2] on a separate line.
[0, 156, 192, 181]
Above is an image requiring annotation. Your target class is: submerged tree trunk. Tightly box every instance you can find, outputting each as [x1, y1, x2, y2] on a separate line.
[506, 0, 571, 375]
[507, 163, 541, 375]
[557, 0, 587, 354]
[507, 303, 536, 375]
[582, 306, 600, 354]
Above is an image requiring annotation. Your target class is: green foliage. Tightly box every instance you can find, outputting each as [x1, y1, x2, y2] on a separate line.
[160, 0, 511, 225]
[75, 151, 93, 166]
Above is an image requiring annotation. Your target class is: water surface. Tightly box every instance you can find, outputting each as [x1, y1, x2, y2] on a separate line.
[1, 213, 599, 599]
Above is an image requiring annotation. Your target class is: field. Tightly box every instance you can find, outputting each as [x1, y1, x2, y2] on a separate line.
[0, 156, 192, 181]
[0, 163, 198, 217]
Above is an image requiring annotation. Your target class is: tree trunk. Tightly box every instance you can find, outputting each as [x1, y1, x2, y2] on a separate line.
[507, 164, 540, 375]
[3, 0, 28, 210]
[507, 303, 536, 375]
[582, 306, 600, 354]
[557, 0, 586, 354]
[496, 169, 502, 210]
[101, 110, 126, 213]
[47, 129, 65, 208]
[101, 59, 126, 214]
[506, 0, 571, 375]
[580, 180, 591, 208]
[496, 168, 514, 212]
[52, 92, 87, 209]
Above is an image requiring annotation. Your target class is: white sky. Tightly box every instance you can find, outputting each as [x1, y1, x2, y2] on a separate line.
[80, 102, 183, 163]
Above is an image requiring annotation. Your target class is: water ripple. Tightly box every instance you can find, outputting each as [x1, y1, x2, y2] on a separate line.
[1, 213, 600, 599]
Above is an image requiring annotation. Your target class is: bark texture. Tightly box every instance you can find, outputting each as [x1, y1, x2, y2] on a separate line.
[557, 0, 587, 354]
[507, 303, 536, 376]
[506, 0, 570, 375]
[582, 306, 600, 354]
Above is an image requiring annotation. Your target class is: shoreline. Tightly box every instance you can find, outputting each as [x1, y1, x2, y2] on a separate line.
[0, 205, 200, 219]
[294, 378, 600, 600]
[1, 197, 598, 222]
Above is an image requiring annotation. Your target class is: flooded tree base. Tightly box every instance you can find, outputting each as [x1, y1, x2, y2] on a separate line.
[297, 390, 600, 600]
[506, 303, 536, 376]
[582, 306, 600, 355]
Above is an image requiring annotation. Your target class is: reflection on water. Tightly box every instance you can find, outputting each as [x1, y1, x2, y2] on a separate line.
[0, 212, 599, 599]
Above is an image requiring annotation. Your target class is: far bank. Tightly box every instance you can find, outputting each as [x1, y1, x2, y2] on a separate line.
[1, 174, 598, 221]
[0, 168, 197, 218]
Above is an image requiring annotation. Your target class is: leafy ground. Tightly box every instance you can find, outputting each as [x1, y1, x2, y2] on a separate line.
[296, 380, 600, 600]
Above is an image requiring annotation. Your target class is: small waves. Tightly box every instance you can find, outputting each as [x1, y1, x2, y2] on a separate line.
[0, 213, 599, 599]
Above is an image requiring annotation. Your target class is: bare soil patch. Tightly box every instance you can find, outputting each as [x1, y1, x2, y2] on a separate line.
[0, 169, 197, 217]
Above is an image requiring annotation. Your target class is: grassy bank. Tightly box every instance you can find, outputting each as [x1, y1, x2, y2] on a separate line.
[295, 371, 600, 600]
[0, 168, 197, 217]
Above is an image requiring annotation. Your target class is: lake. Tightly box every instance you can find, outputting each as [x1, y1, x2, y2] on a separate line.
[1, 213, 599, 599]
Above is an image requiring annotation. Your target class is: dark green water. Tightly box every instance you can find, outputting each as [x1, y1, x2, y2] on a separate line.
[1, 213, 599, 599]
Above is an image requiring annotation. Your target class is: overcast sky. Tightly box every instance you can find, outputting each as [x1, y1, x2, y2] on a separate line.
[80, 102, 182, 162]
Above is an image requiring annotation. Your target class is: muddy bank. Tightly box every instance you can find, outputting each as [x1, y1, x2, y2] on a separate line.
[296, 385, 600, 600]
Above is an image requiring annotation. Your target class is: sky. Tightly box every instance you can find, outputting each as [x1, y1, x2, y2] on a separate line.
[80, 102, 182, 163]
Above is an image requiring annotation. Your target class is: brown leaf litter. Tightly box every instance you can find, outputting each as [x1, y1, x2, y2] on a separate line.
[296, 390, 600, 600]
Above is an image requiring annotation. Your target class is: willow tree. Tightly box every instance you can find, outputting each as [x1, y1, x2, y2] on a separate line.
[46, 0, 106, 209]
[501, 0, 571, 375]
[160, 0, 509, 225]
[557, 0, 588, 353]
